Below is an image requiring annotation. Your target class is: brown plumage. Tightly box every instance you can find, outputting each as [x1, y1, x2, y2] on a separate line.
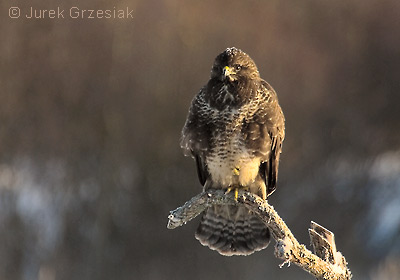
[181, 47, 285, 256]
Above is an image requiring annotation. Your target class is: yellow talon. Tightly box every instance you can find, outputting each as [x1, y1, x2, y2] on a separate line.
[225, 186, 239, 201]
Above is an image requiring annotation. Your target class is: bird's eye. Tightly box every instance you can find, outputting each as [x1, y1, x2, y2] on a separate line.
[234, 65, 242, 71]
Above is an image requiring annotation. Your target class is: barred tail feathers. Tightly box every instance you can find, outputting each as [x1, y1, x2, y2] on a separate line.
[195, 205, 270, 256]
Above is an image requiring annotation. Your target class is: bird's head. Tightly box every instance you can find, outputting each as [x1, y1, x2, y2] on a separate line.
[211, 47, 260, 83]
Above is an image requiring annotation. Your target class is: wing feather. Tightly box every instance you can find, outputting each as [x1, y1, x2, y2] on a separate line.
[180, 87, 211, 186]
[244, 80, 285, 196]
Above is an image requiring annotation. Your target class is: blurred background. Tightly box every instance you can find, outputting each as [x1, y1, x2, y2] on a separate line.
[1, 0, 400, 279]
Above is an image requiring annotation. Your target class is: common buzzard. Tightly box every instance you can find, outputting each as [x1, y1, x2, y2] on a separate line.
[181, 47, 285, 256]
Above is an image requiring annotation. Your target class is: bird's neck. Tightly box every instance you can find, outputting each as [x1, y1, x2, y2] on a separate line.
[206, 79, 256, 110]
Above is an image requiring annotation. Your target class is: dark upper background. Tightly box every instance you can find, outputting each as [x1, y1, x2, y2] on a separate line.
[1, 0, 399, 279]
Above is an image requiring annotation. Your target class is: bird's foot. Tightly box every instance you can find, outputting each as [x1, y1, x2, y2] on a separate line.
[225, 186, 243, 201]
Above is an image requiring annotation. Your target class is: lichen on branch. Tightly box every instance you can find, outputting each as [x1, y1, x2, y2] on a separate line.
[167, 189, 352, 280]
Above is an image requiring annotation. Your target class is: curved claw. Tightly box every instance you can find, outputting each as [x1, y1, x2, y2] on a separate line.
[225, 187, 239, 201]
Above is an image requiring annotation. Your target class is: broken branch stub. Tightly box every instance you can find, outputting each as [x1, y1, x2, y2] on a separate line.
[167, 190, 352, 280]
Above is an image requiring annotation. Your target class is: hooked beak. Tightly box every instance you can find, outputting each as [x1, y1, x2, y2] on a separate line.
[223, 66, 233, 77]
[223, 66, 235, 81]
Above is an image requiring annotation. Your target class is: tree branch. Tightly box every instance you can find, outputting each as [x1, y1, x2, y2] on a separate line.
[167, 190, 352, 280]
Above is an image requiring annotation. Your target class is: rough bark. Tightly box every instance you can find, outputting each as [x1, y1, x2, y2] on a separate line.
[167, 190, 352, 280]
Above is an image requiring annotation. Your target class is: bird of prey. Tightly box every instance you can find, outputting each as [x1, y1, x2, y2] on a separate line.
[181, 47, 285, 256]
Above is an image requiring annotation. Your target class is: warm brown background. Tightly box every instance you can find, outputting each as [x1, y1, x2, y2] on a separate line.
[1, 0, 399, 279]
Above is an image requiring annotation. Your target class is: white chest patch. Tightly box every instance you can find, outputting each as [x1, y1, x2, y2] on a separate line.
[206, 133, 260, 187]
